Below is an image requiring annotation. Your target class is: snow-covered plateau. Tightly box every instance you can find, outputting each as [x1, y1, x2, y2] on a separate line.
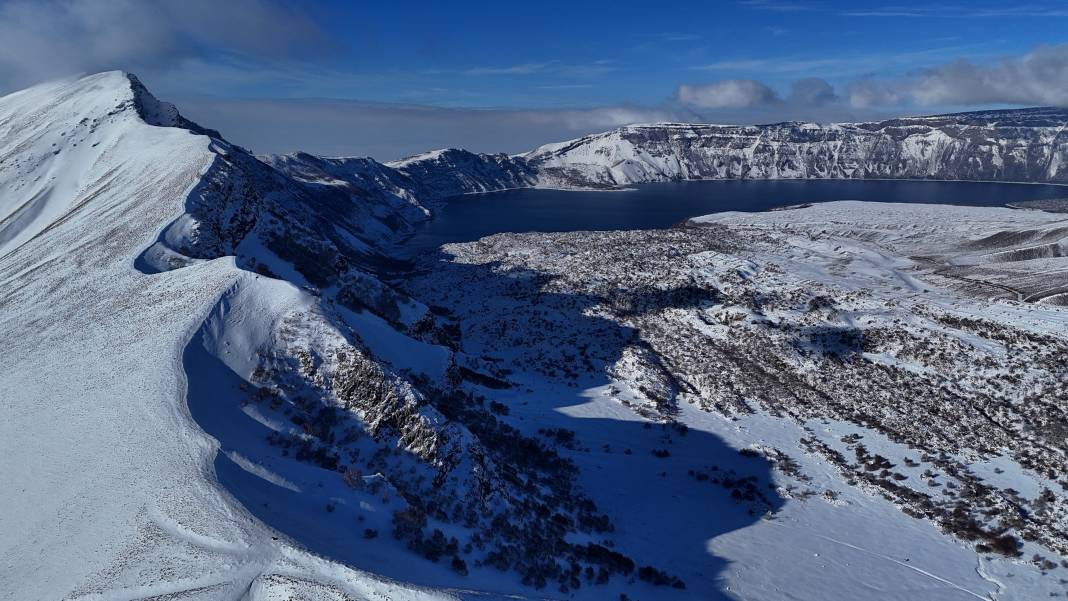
[1, 72, 1066, 601]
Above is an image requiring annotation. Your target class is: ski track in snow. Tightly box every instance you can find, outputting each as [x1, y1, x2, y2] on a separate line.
[148, 509, 251, 555]
[805, 531, 993, 601]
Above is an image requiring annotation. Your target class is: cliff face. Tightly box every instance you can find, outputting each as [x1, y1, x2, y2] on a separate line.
[523, 108, 1068, 187]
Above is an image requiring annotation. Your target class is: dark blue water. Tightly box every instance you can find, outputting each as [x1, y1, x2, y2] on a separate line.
[406, 179, 1067, 252]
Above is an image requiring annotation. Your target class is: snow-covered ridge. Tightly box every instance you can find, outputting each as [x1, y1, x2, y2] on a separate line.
[0, 71, 689, 600]
[0, 71, 463, 600]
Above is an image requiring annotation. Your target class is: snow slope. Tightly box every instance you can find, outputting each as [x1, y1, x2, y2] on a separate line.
[407, 202, 1068, 600]
[1, 71, 705, 601]
[0, 72, 451, 601]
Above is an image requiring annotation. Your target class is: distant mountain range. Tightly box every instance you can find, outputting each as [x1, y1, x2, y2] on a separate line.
[261, 106, 1068, 230]
[523, 108, 1068, 186]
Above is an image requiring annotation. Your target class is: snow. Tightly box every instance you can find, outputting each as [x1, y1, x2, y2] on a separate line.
[524, 112, 1068, 188]
[336, 304, 451, 380]
[448, 359, 1029, 600]
[385, 148, 452, 168]
[3, 71, 1068, 601]
[405, 201, 1068, 599]
[0, 72, 450, 601]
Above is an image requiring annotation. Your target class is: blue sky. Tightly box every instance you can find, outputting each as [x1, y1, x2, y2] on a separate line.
[203, 1, 1063, 108]
[3, 0, 1068, 158]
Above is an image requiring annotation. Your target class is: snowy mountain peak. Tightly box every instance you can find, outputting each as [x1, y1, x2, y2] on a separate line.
[126, 72, 222, 138]
[125, 72, 181, 127]
[0, 71, 212, 259]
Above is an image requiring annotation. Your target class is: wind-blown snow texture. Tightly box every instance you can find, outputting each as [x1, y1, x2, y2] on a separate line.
[2, 72, 1067, 601]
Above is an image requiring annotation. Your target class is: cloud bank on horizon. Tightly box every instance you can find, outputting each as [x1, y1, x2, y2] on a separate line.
[3, 0, 1068, 159]
[679, 45, 1068, 112]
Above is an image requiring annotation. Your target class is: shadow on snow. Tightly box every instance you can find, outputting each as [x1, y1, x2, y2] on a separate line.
[180, 245, 785, 600]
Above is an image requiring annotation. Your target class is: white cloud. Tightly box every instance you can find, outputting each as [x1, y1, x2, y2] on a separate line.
[848, 44, 1068, 107]
[464, 63, 552, 76]
[677, 79, 779, 109]
[0, 0, 326, 90]
[680, 44, 1068, 116]
[788, 78, 838, 106]
[462, 61, 616, 78]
